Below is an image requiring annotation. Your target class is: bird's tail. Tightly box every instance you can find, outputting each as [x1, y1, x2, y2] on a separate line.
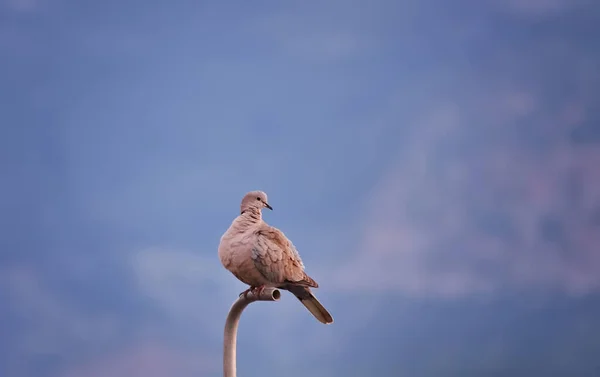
[286, 285, 334, 325]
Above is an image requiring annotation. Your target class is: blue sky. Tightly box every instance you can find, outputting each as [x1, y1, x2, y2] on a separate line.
[2, 0, 600, 376]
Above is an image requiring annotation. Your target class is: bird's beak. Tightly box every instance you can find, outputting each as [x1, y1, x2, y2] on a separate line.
[265, 202, 273, 210]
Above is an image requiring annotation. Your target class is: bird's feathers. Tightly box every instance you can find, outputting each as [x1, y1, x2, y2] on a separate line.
[286, 284, 334, 325]
[219, 191, 334, 325]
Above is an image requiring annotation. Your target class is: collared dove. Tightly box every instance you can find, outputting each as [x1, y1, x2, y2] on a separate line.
[218, 190, 334, 325]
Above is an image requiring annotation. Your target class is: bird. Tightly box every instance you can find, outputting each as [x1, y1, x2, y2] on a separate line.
[218, 190, 334, 325]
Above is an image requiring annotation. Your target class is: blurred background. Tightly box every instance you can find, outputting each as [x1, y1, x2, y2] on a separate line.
[2, 0, 600, 376]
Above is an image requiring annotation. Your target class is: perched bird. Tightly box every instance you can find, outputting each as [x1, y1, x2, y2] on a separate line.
[218, 190, 334, 324]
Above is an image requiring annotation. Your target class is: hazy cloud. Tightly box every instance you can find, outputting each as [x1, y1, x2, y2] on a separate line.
[496, 0, 592, 15]
[3, 0, 37, 12]
[59, 341, 215, 377]
[336, 89, 600, 297]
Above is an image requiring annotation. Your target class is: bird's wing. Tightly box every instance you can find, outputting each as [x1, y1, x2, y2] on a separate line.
[251, 224, 333, 324]
[251, 225, 318, 287]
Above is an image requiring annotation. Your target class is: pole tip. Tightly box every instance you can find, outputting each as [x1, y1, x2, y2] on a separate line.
[239, 287, 281, 302]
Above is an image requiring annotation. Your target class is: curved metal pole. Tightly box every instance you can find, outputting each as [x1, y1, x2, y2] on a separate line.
[223, 287, 281, 377]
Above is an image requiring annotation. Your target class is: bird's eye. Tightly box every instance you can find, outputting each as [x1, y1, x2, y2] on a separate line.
[256, 197, 261, 201]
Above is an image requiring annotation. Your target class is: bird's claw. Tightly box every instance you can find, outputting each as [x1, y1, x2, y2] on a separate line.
[239, 285, 266, 299]
[254, 285, 266, 296]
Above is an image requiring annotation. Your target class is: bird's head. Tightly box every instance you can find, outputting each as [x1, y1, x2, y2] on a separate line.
[240, 190, 273, 214]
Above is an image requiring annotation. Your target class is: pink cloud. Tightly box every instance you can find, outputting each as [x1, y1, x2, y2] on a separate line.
[59, 341, 217, 377]
[334, 92, 600, 298]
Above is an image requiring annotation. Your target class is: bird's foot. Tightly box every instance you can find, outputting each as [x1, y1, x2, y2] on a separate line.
[253, 285, 266, 296]
[239, 285, 266, 299]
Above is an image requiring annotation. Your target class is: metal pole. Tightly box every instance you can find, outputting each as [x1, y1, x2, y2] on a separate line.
[223, 287, 281, 377]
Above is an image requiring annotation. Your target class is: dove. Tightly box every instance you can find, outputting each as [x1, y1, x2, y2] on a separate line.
[218, 190, 334, 325]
